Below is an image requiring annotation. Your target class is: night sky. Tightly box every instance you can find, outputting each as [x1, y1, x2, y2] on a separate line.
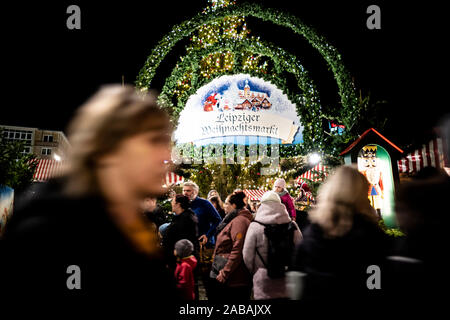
[2, 0, 447, 151]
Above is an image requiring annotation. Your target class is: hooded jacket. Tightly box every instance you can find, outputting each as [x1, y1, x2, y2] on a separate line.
[175, 255, 197, 300]
[243, 197, 303, 300]
[278, 191, 297, 220]
[213, 208, 253, 287]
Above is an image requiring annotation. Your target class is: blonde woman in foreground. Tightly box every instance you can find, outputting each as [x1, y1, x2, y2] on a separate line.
[2, 85, 176, 307]
[290, 165, 389, 303]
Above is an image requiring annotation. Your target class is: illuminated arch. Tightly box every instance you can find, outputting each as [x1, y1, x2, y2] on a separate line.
[136, 3, 357, 117]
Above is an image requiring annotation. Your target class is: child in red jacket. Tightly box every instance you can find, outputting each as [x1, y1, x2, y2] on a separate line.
[174, 239, 197, 300]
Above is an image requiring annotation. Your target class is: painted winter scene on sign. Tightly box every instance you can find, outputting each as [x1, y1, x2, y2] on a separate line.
[174, 74, 304, 145]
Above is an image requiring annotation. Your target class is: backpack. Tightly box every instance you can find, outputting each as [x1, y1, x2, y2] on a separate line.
[254, 220, 296, 278]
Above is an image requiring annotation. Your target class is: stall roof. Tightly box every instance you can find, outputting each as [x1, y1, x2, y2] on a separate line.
[296, 163, 329, 185]
[32, 159, 185, 185]
[33, 159, 67, 181]
[243, 189, 267, 201]
[397, 137, 446, 173]
[340, 128, 403, 156]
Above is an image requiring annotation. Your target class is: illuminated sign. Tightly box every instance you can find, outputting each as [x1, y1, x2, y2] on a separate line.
[174, 74, 303, 145]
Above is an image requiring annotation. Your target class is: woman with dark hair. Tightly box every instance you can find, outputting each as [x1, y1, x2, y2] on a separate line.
[209, 191, 253, 301]
[208, 195, 225, 219]
[162, 194, 199, 266]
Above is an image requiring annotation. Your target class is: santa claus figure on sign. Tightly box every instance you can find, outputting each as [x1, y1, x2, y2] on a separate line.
[203, 93, 222, 112]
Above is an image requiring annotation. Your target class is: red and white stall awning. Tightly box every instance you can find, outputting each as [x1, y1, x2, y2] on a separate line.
[165, 172, 185, 186]
[296, 163, 330, 185]
[33, 159, 67, 181]
[243, 189, 267, 201]
[397, 138, 448, 174]
[32, 159, 185, 185]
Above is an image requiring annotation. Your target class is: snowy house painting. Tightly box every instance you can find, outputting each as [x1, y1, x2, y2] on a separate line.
[175, 74, 304, 145]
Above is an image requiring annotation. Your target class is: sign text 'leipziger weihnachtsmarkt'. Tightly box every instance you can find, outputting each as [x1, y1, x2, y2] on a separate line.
[174, 74, 303, 146]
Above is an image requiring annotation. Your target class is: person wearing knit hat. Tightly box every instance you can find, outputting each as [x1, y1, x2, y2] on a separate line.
[243, 191, 302, 300]
[273, 178, 297, 221]
[174, 239, 197, 300]
[158, 222, 171, 238]
[260, 190, 282, 204]
[274, 178, 286, 190]
[175, 239, 194, 258]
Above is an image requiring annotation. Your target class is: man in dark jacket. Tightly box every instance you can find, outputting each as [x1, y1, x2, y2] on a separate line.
[182, 182, 221, 247]
[162, 194, 199, 266]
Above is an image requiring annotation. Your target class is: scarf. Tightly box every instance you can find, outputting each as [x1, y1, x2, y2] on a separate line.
[215, 209, 238, 235]
[277, 190, 288, 197]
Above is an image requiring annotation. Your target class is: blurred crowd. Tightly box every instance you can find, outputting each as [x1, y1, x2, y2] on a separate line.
[1, 86, 449, 311]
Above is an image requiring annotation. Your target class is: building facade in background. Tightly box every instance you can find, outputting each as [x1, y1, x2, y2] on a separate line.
[0, 125, 70, 160]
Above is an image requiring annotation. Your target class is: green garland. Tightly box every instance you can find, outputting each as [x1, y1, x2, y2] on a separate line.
[158, 38, 324, 153]
[136, 2, 357, 125]
[160, 38, 316, 110]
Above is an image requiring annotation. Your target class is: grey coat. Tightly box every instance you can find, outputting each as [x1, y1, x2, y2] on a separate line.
[242, 200, 302, 300]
